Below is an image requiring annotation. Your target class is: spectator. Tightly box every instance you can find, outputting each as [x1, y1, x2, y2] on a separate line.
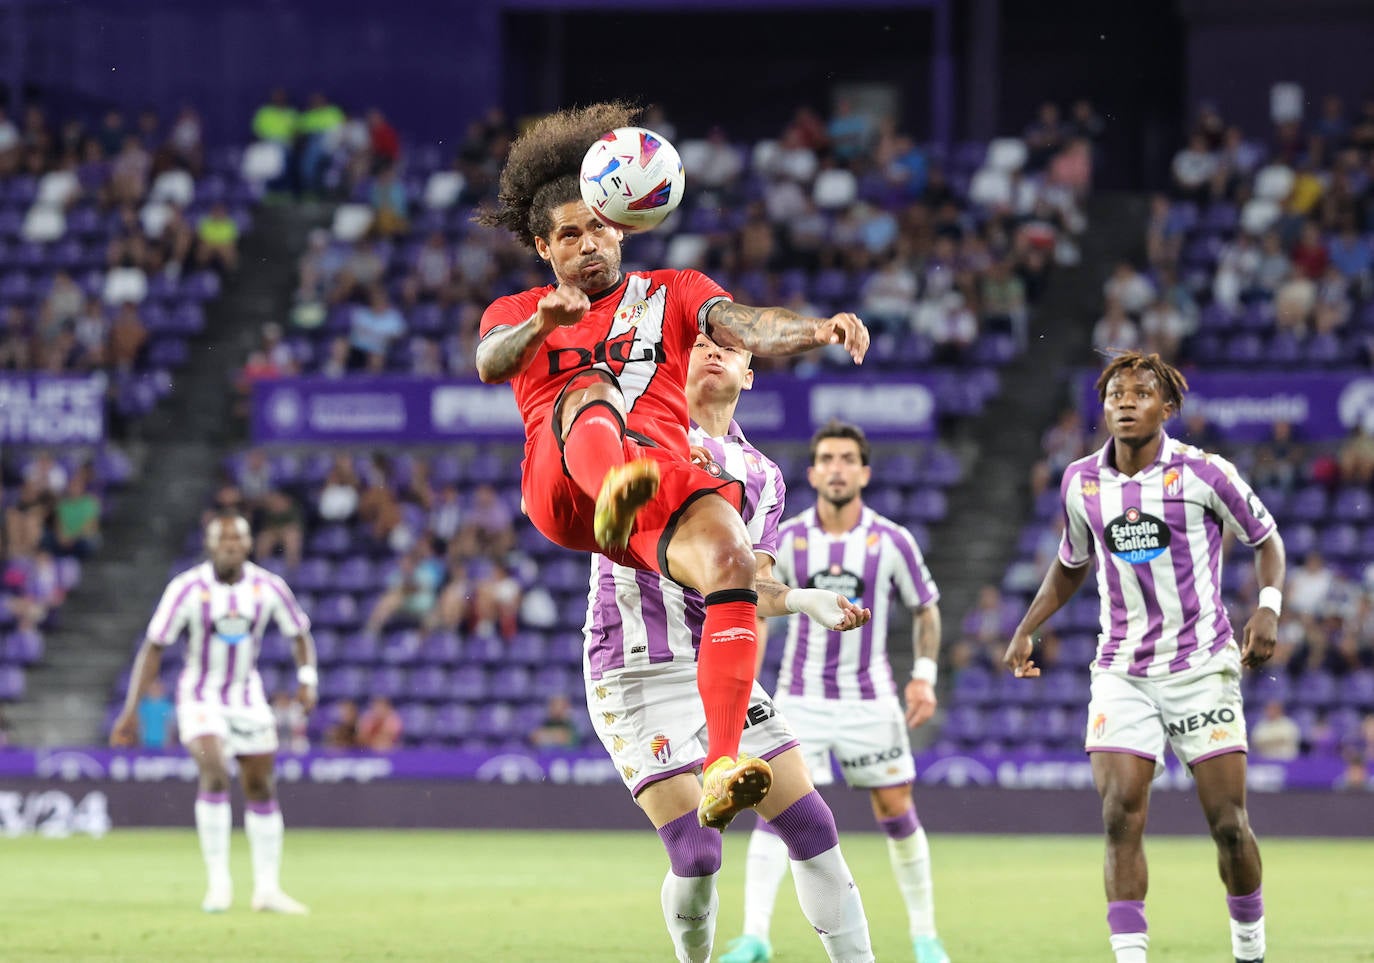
[1287, 552, 1334, 619]
[0, 306, 32, 370]
[254, 489, 304, 570]
[428, 483, 463, 547]
[1103, 261, 1155, 316]
[236, 449, 275, 512]
[49, 472, 101, 558]
[168, 105, 203, 171]
[296, 92, 345, 196]
[6, 550, 64, 630]
[348, 286, 407, 372]
[271, 690, 309, 754]
[528, 695, 582, 749]
[317, 454, 361, 523]
[401, 231, 455, 305]
[859, 255, 917, 332]
[1091, 297, 1139, 354]
[40, 270, 86, 331]
[962, 584, 1009, 650]
[1249, 700, 1301, 760]
[980, 258, 1029, 348]
[357, 695, 403, 752]
[106, 302, 148, 373]
[331, 241, 386, 304]
[252, 88, 296, 145]
[196, 202, 240, 272]
[429, 560, 473, 632]
[1338, 424, 1374, 486]
[457, 484, 514, 560]
[366, 109, 400, 171]
[1042, 408, 1088, 475]
[108, 134, 151, 205]
[1255, 231, 1291, 297]
[324, 699, 360, 749]
[1139, 295, 1193, 362]
[364, 542, 445, 634]
[137, 677, 176, 749]
[26, 452, 68, 497]
[369, 164, 409, 237]
[1291, 221, 1330, 280]
[472, 558, 523, 639]
[1145, 194, 1183, 269]
[1171, 133, 1217, 202]
[358, 455, 404, 548]
[103, 257, 148, 306]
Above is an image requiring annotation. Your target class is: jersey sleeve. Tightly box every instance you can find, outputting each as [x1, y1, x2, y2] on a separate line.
[478, 290, 543, 342]
[266, 575, 312, 636]
[1057, 465, 1094, 568]
[888, 526, 940, 608]
[1198, 453, 1277, 547]
[668, 269, 731, 349]
[748, 460, 787, 560]
[145, 575, 192, 647]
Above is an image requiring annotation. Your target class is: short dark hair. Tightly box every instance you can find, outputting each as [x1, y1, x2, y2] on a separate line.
[809, 419, 871, 466]
[1095, 350, 1189, 411]
[476, 101, 638, 249]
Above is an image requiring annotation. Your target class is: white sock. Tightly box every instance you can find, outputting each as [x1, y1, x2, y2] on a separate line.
[194, 795, 231, 890]
[1109, 933, 1149, 962]
[661, 870, 718, 963]
[1230, 916, 1265, 961]
[887, 823, 937, 939]
[791, 844, 874, 963]
[742, 826, 791, 940]
[244, 803, 285, 896]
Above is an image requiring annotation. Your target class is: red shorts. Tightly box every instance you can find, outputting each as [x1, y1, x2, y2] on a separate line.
[520, 416, 743, 575]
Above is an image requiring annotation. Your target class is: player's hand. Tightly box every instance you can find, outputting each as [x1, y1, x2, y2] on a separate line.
[904, 678, 938, 728]
[815, 312, 870, 364]
[109, 710, 138, 747]
[1240, 607, 1278, 669]
[786, 588, 870, 631]
[833, 595, 871, 631]
[536, 283, 591, 330]
[1002, 630, 1041, 678]
[688, 444, 714, 468]
[296, 684, 318, 714]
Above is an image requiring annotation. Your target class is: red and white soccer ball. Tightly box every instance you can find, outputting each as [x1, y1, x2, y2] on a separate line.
[579, 126, 685, 233]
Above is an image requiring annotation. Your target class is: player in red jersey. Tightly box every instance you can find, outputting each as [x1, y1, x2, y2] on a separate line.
[476, 102, 869, 830]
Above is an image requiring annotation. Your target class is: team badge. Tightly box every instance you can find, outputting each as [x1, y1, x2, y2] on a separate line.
[1163, 468, 1182, 497]
[1092, 713, 1107, 739]
[650, 733, 672, 763]
[614, 300, 649, 327]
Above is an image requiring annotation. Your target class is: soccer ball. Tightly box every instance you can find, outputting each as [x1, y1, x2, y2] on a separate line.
[579, 126, 685, 233]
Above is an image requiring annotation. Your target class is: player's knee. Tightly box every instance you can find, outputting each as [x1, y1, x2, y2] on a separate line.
[199, 768, 231, 794]
[1208, 805, 1250, 852]
[242, 774, 275, 802]
[704, 538, 756, 591]
[1101, 795, 1146, 843]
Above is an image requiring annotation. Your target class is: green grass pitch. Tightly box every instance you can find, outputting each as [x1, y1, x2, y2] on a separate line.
[2, 829, 1370, 961]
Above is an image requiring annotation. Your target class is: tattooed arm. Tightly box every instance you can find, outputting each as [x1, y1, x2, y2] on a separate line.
[476, 284, 590, 383]
[703, 300, 870, 363]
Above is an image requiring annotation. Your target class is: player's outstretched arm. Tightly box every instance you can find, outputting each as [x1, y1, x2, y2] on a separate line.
[476, 285, 590, 383]
[704, 301, 869, 364]
[755, 555, 870, 629]
[109, 639, 162, 746]
[1241, 530, 1286, 669]
[1003, 560, 1089, 678]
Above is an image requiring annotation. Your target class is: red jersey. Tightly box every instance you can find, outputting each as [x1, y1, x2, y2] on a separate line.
[479, 269, 731, 453]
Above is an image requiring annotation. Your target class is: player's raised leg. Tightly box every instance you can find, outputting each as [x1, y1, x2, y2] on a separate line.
[640, 774, 726, 963]
[1193, 752, 1265, 963]
[187, 734, 234, 912]
[665, 494, 767, 829]
[871, 786, 948, 963]
[239, 752, 308, 915]
[1093, 751, 1155, 963]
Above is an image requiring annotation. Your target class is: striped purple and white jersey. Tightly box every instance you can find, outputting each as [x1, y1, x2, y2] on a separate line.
[146, 560, 311, 709]
[773, 505, 939, 701]
[583, 420, 786, 680]
[1058, 434, 1277, 678]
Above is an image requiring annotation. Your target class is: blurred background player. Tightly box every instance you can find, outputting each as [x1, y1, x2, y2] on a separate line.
[476, 102, 871, 829]
[111, 514, 317, 915]
[585, 334, 876, 962]
[1004, 351, 1285, 963]
[724, 420, 949, 963]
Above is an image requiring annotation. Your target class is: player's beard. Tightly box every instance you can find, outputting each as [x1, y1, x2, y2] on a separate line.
[822, 489, 858, 511]
[570, 251, 621, 294]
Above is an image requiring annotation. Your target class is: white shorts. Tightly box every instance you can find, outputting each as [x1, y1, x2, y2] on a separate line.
[774, 693, 916, 789]
[587, 662, 798, 797]
[177, 700, 279, 757]
[1085, 647, 1247, 775]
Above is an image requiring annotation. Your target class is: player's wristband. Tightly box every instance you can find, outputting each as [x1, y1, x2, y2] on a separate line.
[911, 657, 938, 686]
[1257, 586, 1283, 617]
[296, 664, 319, 688]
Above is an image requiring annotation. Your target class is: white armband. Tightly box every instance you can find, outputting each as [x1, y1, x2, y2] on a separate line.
[296, 664, 319, 688]
[911, 657, 938, 686]
[1257, 586, 1282, 617]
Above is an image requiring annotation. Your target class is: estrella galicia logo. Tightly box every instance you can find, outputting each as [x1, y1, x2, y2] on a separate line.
[214, 615, 252, 646]
[1105, 507, 1170, 564]
[809, 565, 864, 601]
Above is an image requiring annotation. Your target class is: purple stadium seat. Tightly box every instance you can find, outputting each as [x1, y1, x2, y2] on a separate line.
[0, 665, 29, 701]
[257, 632, 293, 667]
[1287, 487, 1329, 523]
[313, 593, 360, 630]
[548, 633, 584, 666]
[995, 672, 1038, 707]
[1266, 330, 1302, 365]
[307, 524, 353, 557]
[449, 665, 488, 702]
[942, 704, 984, 744]
[398, 703, 433, 742]
[1247, 672, 1291, 706]
[371, 666, 407, 700]
[381, 629, 423, 665]
[404, 665, 449, 702]
[1291, 670, 1336, 710]
[334, 557, 379, 593]
[340, 630, 380, 665]
[1320, 523, 1360, 560]
[462, 632, 507, 667]
[1041, 670, 1085, 707]
[1305, 332, 1344, 365]
[318, 666, 366, 701]
[531, 665, 575, 700]
[1338, 671, 1374, 711]
[920, 447, 964, 487]
[293, 558, 333, 593]
[951, 666, 994, 706]
[489, 666, 532, 702]
[1334, 488, 1374, 522]
[507, 632, 547, 667]
[473, 703, 517, 741]
[432, 703, 474, 741]
[3, 629, 44, 666]
[419, 630, 462, 666]
[906, 488, 948, 523]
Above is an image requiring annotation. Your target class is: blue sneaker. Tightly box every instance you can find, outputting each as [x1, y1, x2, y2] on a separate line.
[914, 935, 951, 963]
[720, 934, 772, 963]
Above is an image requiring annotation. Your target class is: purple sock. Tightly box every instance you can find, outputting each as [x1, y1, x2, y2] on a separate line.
[657, 810, 722, 878]
[1107, 900, 1147, 935]
[197, 791, 228, 804]
[1226, 885, 1263, 923]
[245, 799, 279, 816]
[755, 814, 781, 838]
[767, 790, 839, 861]
[878, 806, 920, 841]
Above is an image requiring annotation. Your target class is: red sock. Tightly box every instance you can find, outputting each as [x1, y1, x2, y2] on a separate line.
[697, 589, 759, 766]
[562, 401, 628, 499]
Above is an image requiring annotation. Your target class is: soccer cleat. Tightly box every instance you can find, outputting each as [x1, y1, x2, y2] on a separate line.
[251, 889, 309, 915]
[720, 934, 773, 963]
[593, 459, 660, 551]
[914, 935, 951, 963]
[697, 754, 772, 830]
[201, 882, 232, 913]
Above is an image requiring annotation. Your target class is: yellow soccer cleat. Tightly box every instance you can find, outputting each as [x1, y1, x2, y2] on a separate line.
[698, 754, 772, 830]
[593, 459, 660, 551]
